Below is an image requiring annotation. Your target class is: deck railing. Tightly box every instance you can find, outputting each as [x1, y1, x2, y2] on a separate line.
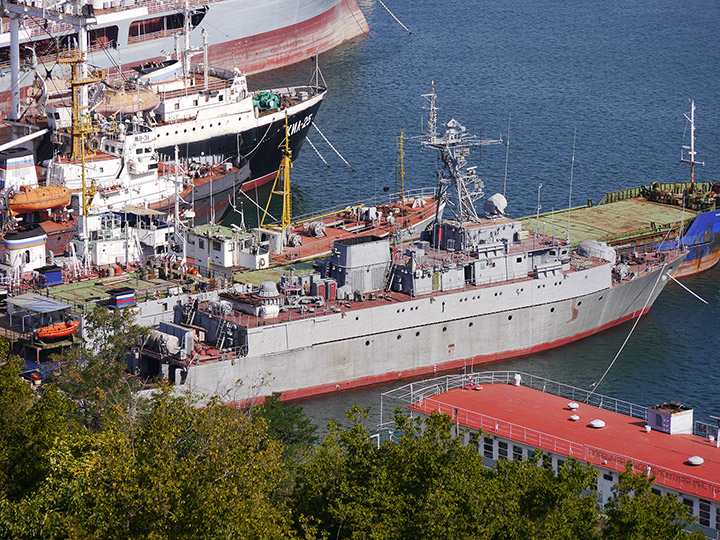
[379, 371, 720, 501]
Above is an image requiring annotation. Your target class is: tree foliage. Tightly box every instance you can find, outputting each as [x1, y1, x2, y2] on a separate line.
[49, 307, 149, 429]
[290, 407, 603, 540]
[254, 392, 318, 459]
[602, 462, 705, 540]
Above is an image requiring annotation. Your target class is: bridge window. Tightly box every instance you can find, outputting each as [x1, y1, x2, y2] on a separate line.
[512, 445, 523, 460]
[483, 437, 493, 459]
[699, 499, 710, 527]
[497, 440, 508, 460]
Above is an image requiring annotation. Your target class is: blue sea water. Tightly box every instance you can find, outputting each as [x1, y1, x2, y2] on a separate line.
[241, 0, 720, 429]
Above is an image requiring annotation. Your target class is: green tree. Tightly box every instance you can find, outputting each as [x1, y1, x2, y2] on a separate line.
[482, 455, 599, 539]
[602, 461, 705, 540]
[49, 307, 149, 429]
[1, 391, 295, 540]
[0, 344, 78, 503]
[291, 407, 600, 540]
[254, 392, 317, 459]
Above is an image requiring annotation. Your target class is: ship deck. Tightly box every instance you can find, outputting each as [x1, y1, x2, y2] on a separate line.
[215, 240, 616, 332]
[520, 198, 698, 248]
[408, 381, 720, 501]
[261, 193, 440, 267]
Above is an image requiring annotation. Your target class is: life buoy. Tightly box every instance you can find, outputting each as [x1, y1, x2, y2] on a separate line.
[259, 258, 266, 267]
[88, 137, 101, 152]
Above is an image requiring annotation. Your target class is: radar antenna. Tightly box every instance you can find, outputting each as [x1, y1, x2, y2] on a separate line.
[412, 83, 503, 223]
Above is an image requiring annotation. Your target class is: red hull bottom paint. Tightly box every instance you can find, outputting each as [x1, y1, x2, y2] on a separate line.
[0, 0, 368, 116]
[238, 170, 277, 193]
[264, 307, 652, 403]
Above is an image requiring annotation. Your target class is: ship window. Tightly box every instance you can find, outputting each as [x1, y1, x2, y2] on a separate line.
[219, 95, 224, 102]
[556, 459, 565, 470]
[212, 241, 221, 251]
[699, 500, 710, 527]
[145, 148, 152, 153]
[136, 149, 143, 155]
[682, 498, 694, 514]
[483, 437, 493, 459]
[516, 257, 522, 263]
[656, 414, 663, 427]
[589, 476, 597, 492]
[198, 239, 204, 249]
[89, 26, 119, 48]
[162, 303, 168, 312]
[715, 507, 720, 530]
[193, 100, 198, 106]
[651, 488, 661, 496]
[512, 445, 523, 460]
[175, 104, 180, 111]
[497, 440, 508, 459]
[602, 473, 613, 482]
[105, 145, 110, 152]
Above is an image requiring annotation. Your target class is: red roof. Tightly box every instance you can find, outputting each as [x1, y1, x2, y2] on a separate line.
[408, 382, 720, 501]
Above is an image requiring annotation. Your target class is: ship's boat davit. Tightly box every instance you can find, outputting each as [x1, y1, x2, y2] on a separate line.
[8, 185, 72, 216]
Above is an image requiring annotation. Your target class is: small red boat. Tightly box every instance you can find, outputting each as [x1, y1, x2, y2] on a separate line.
[36, 320, 80, 340]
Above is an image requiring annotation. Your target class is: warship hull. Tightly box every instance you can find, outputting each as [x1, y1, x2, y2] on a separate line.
[178, 255, 682, 402]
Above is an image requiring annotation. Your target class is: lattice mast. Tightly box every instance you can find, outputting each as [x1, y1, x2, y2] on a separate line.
[415, 82, 502, 223]
[261, 116, 293, 233]
[56, 50, 105, 226]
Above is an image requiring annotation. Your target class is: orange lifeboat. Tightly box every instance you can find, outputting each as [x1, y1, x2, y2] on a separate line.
[36, 320, 80, 340]
[8, 185, 72, 216]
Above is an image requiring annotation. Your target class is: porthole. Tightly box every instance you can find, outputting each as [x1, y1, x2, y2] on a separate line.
[442, 326, 447, 332]
[578, 301, 582, 306]
[355, 316, 359, 321]
[469, 322, 474, 327]
[550, 307, 555, 313]
[365, 340, 370, 346]
[508, 315, 513, 321]
[599, 296, 603, 301]
[416, 331, 420, 337]
[397, 335, 402, 340]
